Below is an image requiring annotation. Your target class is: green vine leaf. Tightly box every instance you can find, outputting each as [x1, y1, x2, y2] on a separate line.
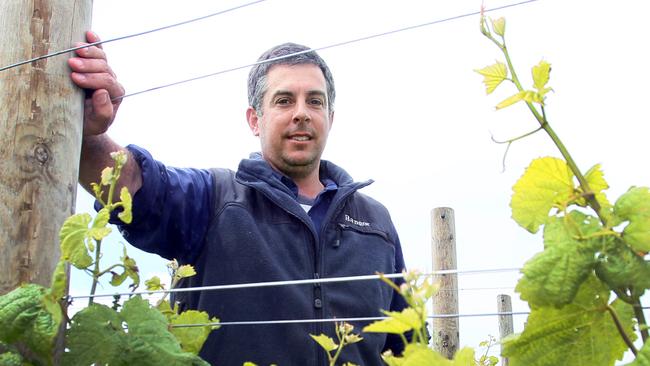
[0, 349, 25, 366]
[118, 186, 133, 224]
[0, 284, 61, 362]
[532, 60, 551, 94]
[386, 307, 424, 330]
[363, 308, 422, 334]
[64, 296, 209, 366]
[100, 167, 114, 186]
[511, 157, 575, 233]
[59, 213, 93, 270]
[144, 276, 165, 291]
[156, 299, 177, 319]
[119, 297, 208, 365]
[503, 276, 635, 366]
[579, 164, 615, 219]
[491, 17, 506, 37]
[495, 91, 524, 110]
[496, 90, 545, 110]
[49, 260, 68, 302]
[449, 347, 476, 365]
[382, 344, 475, 366]
[475, 62, 508, 94]
[393, 344, 441, 365]
[515, 213, 600, 307]
[595, 238, 650, 296]
[169, 310, 220, 355]
[63, 303, 124, 365]
[89, 208, 112, 241]
[91, 182, 104, 203]
[310, 334, 339, 352]
[175, 265, 197, 280]
[109, 246, 140, 288]
[614, 187, 650, 252]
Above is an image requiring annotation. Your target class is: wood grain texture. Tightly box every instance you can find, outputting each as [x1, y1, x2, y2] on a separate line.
[431, 207, 459, 359]
[0, 0, 92, 294]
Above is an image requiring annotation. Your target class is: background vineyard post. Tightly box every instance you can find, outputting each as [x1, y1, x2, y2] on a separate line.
[497, 294, 513, 366]
[431, 207, 460, 358]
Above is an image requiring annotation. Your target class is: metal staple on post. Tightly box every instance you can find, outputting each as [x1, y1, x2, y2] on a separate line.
[497, 294, 514, 366]
[431, 207, 459, 359]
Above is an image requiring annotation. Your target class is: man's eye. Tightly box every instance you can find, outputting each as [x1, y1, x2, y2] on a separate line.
[309, 98, 324, 106]
[276, 98, 290, 105]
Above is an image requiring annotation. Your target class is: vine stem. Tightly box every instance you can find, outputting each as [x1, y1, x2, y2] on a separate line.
[96, 263, 126, 278]
[155, 276, 181, 307]
[606, 304, 637, 356]
[88, 239, 103, 306]
[330, 324, 345, 366]
[634, 299, 649, 343]
[498, 35, 607, 227]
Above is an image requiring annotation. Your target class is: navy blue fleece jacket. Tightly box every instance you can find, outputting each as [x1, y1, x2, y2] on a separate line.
[114, 145, 408, 365]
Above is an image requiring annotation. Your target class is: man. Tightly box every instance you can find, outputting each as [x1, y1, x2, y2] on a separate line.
[70, 31, 408, 365]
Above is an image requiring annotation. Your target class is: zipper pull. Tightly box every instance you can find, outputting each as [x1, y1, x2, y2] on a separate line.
[333, 223, 345, 248]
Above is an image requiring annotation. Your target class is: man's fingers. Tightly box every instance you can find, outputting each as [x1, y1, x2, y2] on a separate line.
[68, 58, 113, 74]
[84, 90, 115, 135]
[70, 72, 124, 101]
[85, 31, 103, 49]
[74, 43, 107, 61]
[92, 90, 114, 119]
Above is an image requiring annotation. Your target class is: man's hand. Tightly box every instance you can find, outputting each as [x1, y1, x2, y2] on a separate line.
[68, 31, 125, 136]
[70, 32, 141, 197]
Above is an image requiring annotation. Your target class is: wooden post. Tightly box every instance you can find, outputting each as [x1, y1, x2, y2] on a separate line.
[0, 1, 92, 294]
[497, 294, 514, 366]
[431, 207, 459, 359]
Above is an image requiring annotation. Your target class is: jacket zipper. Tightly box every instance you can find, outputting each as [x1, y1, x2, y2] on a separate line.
[237, 181, 325, 364]
[240, 179, 372, 366]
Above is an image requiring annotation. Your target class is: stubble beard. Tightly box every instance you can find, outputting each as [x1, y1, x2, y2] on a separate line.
[278, 149, 322, 180]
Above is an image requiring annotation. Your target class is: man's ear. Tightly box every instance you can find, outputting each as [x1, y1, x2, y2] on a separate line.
[328, 111, 335, 131]
[246, 107, 260, 136]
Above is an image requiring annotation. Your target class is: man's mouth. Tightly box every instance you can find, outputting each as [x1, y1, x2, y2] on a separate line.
[289, 135, 311, 141]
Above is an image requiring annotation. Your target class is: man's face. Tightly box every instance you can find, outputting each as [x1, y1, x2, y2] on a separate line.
[247, 64, 333, 178]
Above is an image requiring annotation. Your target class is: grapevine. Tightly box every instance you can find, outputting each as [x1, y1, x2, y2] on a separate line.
[476, 12, 650, 365]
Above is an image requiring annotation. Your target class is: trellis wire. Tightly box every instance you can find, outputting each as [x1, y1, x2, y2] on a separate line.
[68, 267, 522, 300]
[169, 311, 533, 328]
[114, 0, 539, 101]
[170, 307, 650, 328]
[0, 0, 539, 92]
[0, 0, 268, 72]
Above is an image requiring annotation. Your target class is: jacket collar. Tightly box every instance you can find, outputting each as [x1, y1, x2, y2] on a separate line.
[235, 152, 372, 196]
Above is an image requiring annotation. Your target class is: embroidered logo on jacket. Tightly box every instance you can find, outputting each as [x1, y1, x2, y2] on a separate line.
[344, 214, 370, 227]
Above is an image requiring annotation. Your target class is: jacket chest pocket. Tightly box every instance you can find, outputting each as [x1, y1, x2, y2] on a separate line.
[327, 223, 396, 276]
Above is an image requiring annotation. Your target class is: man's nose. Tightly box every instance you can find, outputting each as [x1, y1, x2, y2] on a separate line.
[292, 100, 311, 123]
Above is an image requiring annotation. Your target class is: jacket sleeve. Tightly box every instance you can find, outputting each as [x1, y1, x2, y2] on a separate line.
[101, 145, 214, 263]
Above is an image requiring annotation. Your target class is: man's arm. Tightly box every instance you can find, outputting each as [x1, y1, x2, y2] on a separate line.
[68, 31, 141, 196]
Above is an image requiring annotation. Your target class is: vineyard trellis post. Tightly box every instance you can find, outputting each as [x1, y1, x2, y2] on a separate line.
[431, 207, 460, 359]
[0, 1, 91, 294]
[497, 294, 513, 366]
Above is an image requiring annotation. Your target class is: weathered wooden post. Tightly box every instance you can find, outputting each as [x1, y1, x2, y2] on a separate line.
[0, 1, 92, 294]
[431, 207, 459, 359]
[497, 294, 514, 366]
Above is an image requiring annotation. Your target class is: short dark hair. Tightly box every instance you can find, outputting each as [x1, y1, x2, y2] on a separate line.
[247, 43, 335, 115]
